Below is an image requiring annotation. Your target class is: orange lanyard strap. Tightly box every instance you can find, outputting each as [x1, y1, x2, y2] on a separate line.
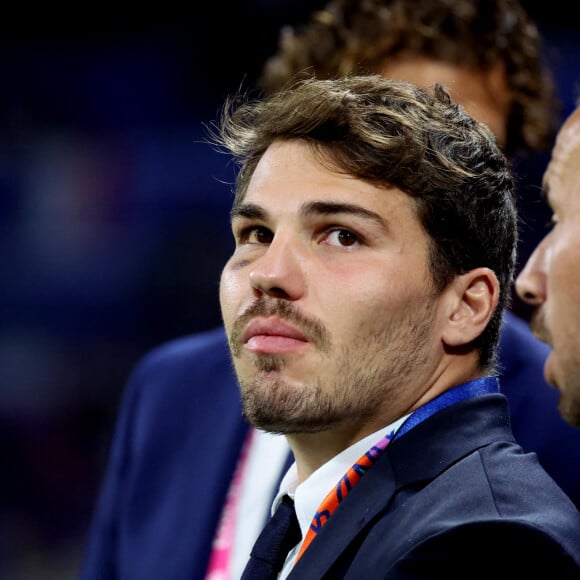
[295, 432, 393, 563]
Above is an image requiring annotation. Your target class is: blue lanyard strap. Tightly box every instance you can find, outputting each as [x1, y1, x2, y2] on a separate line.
[396, 376, 499, 438]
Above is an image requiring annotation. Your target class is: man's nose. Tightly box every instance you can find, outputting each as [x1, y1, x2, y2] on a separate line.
[515, 240, 548, 307]
[249, 235, 306, 300]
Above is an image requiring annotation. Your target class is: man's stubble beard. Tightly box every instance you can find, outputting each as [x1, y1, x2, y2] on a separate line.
[556, 350, 580, 429]
[530, 308, 580, 427]
[234, 299, 437, 435]
[559, 390, 580, 429]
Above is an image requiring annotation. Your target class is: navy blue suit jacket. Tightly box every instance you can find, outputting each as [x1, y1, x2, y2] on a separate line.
[79, 311, 580, 579]
[286, 393, 580, 578]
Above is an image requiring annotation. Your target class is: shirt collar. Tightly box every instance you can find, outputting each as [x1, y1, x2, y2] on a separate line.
[273, 413, 410, 538]
[270, 375, 500, 537]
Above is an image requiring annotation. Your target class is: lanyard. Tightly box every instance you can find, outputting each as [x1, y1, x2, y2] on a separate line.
[294, 429, 394, 563]
[205, 428, 254, 579]
[294, 377, 499, 564]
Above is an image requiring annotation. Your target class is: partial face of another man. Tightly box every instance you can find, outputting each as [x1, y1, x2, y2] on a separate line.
[219, 139, 452, 440]
[515, 108, 580, 427]
[377, 55, 510, 149]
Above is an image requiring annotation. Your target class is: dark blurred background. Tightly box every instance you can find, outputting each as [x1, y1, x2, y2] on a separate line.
[0, 3, 578, 578]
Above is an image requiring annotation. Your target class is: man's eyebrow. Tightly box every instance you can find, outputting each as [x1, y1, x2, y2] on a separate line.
[301, 201, 387, 228]
[230, 203, 265, 221]
[230, 200, 387, 228]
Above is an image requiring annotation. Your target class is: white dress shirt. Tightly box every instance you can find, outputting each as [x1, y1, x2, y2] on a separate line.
[275, 415, 410, 580]
[230, 429, 291, 578]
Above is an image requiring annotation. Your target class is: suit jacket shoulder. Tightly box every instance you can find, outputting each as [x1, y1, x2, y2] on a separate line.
[79, 327, 249, 580]
[289, 394, 580, 579]
[499, 310, 580, 506]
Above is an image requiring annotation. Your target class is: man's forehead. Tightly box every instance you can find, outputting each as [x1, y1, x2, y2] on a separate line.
[543, 108, 580, 192]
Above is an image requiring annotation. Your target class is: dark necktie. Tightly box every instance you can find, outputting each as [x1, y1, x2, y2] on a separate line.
[241, 494, 301, 580]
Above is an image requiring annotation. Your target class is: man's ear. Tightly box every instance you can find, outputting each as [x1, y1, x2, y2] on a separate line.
[442, 268, 500, 347]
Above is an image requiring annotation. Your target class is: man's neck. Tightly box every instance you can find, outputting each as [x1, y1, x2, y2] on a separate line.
[286, 370, 489, 482]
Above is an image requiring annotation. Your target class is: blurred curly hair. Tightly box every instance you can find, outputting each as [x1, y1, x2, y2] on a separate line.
[260, 0, 560, 157]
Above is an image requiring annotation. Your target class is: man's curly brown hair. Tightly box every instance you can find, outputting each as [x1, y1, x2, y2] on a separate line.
[260, 0, 560, 157]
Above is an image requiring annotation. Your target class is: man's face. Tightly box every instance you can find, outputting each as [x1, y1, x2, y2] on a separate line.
[219, 139, 448, 436]
[515, 108, 580, 427]
[377, 55, 510, 148]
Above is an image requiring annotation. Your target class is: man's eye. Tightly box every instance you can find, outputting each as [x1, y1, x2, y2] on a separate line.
[245, 226, 273, 244]
[326, 229, 360, 247]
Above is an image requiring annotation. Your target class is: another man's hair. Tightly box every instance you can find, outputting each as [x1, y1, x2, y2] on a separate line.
[213, 75, 517, 371]
[260, 0, 559, 157]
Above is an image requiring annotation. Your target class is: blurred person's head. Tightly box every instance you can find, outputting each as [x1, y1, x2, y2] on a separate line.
[515, 105, 580, 428]
[260, 0, 559, 158]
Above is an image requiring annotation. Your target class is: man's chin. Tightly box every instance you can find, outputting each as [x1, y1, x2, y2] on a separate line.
[243, 406, 334, 434]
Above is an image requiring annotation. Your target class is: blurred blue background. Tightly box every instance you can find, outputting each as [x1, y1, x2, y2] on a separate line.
[0, 3, 578, 578]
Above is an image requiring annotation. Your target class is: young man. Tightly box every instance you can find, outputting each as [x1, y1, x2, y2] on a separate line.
[516, 103, 580, 429]
[217, 74, 579, 578]
[79, 2, 580, 579]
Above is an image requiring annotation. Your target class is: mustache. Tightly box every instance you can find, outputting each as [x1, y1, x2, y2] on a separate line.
[230, 299, 332, 355]
[529, 309, 552, 346]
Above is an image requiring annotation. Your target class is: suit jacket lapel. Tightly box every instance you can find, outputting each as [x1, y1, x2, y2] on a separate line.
[288, 447, 398, 578]
[287, 394, 513, 578]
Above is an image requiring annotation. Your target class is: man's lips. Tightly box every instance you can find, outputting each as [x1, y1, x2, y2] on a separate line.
[242, 317, 309, 353]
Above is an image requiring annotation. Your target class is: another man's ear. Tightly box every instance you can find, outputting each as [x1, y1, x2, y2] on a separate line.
[442, 268, 500, 347]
